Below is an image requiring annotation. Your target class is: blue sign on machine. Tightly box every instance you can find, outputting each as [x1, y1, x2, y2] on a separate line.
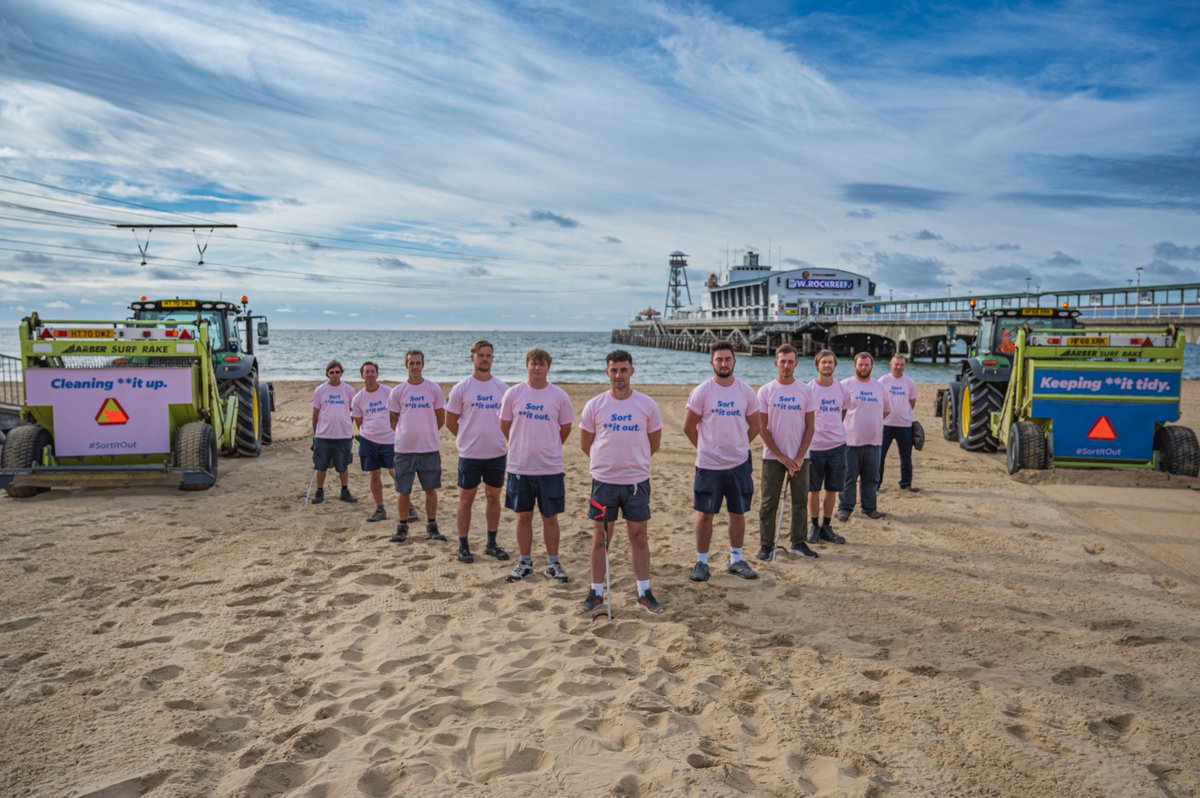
[1030, 368, 1181, 462]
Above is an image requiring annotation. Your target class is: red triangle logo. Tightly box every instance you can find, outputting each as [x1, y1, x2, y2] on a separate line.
[1087, 416, 1116, 441]
[95, 397, 130, 425]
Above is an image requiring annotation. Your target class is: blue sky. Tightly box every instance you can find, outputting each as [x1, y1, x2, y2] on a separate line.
[1, 0, 1198, 330]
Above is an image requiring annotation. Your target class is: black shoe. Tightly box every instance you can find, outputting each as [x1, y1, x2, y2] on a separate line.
[689, 561, 710, 582]
[757, 545, 774, 561]
[406, 508, 420, 523]
[819, 524, 846, 544]
[901, 485, 921, 492]
[339, 486, 357, 503]
[788, 542, 819, 559]
[426, 521, 447, 542]
[366, 506, 387, 522]
[807, 523, 821, 545]
[388, 522, 408, 544]
[484, 544, 511, 561]
[637, 589, 666, 614]
[457, 547, 474, 563]
[835, 509, 850, 522]
[579, 589, 605, 614]
[311, 488, 325, 505]
[726, 560, 759, 579]
[865, 510, 887, 519]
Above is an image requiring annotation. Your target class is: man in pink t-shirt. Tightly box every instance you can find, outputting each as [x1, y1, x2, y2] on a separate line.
[499, 348, 575, 583]
[385, 350, 446, 545]
[446, 339, 510, 564]
[756, 344, 818, 562]
[310, 359, 357, 505]
[837, 352, 892, 522]
[806, 350, 850, 545]
[351, 361, 393, 522]
[578, 350, 665, 615]
[683, 341, 761, 583]
[878, 354, 921, 492]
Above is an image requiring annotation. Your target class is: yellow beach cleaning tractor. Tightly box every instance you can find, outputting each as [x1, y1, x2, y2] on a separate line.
[936, 307, 1198, 476]
[0, 296, 272, 497]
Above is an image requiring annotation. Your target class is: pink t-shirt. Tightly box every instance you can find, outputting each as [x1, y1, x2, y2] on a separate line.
[757, 379, 817, 461]
[841, 377, 893, 447]
[580, 390, 663, 484]
[879, 374, 919, 428]
[386, 380, 446, 454]
[446, 375, 509, 460]
[351, 384, 394, 445]
[686, 377, 760, 470]
[312, 381, 356, 439]
[807, 379, 851, 452]
[500, 382, 575, 476]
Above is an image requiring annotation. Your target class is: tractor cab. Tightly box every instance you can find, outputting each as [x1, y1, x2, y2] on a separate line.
[975, 307, 1082, 361]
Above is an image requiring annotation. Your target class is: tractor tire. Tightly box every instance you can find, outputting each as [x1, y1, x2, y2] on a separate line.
[1155, 426, 1200, 477]
[175, 421, 218, 490]
[259, 382, 273, 446]
[958, 371, 1002, 452]
[941, 385, 958, 441]
[1, 424, 52, 498]
[234, 374, 262, 457]
[1006, 421, 1048, 475]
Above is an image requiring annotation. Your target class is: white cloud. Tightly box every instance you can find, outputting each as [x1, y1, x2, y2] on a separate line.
[79, 298, 97, 305]
[45, 300, 71, 309]
[275, 307, 295, 313]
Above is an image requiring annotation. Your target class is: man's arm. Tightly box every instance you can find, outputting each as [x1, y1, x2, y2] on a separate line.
[445, 411, 461, 436]
[389, 411, 399, 430]
[500, 419, 511, 441]
[758, 411, 798, 474]
[799, 411, 815, 458]
[559, 423, 572, 444]
[580, 428, 594, 456]
[683, 409, 701, 449]
[311, 407, 320, 434]
[435, 408, 445, 430]
[746, 411, 761, 444]
[648, 428, 662, 456]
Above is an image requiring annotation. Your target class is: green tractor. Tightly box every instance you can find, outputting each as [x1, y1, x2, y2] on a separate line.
[128, 296, 273, 455]
[935, 307, 1084, 451]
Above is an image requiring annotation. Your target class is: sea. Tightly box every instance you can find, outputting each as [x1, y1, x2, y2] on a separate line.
[256, 329, 1200, 384]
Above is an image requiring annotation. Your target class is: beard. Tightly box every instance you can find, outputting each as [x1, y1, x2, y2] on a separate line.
[714, 367, 733, 378]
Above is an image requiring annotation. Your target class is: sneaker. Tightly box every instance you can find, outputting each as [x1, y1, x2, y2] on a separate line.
[457, 547, 474, 563]
[865, 510, 887, 520]
[543, 561, 570, 582]
[689, 561, 710, 582]
[388, 522, 408, 544]
[788, 542, 819, 559]
[819, 524, 846, 544]
[807, 523, 821, 545]
[835, 509, 850, 522]
[900, 485, 921, 493]
[637, 589, 666, 614]
[366, 506, 387, 523]
[726, 559, 759, 579]
[339, 486, 358, 503]
[579, 589, 605, 614]
[426, 521, 447, 542]
[756, 545, 774, 561]
[311, 487, 325, 505]
[484, 544, 511, 561]
[505, 561, 534, 582]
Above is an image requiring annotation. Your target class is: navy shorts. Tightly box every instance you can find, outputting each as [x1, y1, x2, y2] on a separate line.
[313, 437, 352, 473]
[808, 445, 847, 492]
[505, 473, 565, 517]
[458, 455, 506, 490]
[394, 451, 442, 494]
[693, 458, 753, 515]
[587, 480, 651, 523]
[358, 437, 395, 472]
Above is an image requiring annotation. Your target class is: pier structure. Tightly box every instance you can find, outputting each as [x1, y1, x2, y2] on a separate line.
[614, 275, 1200, 359]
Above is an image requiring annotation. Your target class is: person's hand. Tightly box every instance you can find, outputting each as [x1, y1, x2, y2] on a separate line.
[781, 455, 800, 477]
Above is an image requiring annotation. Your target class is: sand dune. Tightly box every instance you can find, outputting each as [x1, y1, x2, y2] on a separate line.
[2, 381, 1198, 797]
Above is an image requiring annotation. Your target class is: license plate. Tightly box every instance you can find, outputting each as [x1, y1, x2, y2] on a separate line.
[1067, 336, 1109, 345]
[159, 300, 196, 308]
[66, 329, 113, 338]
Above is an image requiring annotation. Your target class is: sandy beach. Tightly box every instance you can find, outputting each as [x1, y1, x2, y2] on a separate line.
[2, 380, 1199, 797]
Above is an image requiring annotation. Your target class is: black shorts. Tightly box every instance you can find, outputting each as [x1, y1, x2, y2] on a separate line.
[693, 458, 753, 515]
[358, 437, 395, 472]
[504, 473, 565, 517]
[587, 479, 651, 523]
[313, 437, 352, 473]
[808, 445, 847, 492]
[458, 455, 506, 490]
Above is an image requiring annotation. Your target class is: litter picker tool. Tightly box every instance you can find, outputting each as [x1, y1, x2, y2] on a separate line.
[589, 499, 613, 620]
[304, 469, 317, 505]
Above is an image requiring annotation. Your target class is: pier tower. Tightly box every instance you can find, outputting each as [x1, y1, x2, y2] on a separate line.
[665, 251, 692, 317]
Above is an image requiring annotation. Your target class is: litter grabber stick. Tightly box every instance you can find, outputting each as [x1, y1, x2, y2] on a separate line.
[304, 469, 317, 506]
[589, 499, 613, 620]
[774, 479, 789, 558]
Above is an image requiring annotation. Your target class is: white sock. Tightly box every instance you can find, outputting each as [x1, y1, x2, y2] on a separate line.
[696, 552, 709, 565]
[730, 547, 743, 564]
[636, 579, 650, 596]
[591, 582, 604, 596]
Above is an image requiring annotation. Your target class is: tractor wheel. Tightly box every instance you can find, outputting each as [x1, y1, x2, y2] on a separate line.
[175, 421, 218, 490]
[941, 386, 958, 441]
[1006, 422, 1047, 475]
[259, 382, 273, 445]
[234, 374, 262, 457]
[958, 371, 1002, 452]
[1155, 426, 1200, 477]
[1, 424, 52, 498]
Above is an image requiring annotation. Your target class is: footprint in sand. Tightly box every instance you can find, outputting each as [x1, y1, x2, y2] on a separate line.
[224, 631, 268, 653]
[140, 665, 183, 690]
[1051, 664, 1104, 685]
[116, 635, 173, 649]
[0, 616, 41, 633]
[76, 770, 171, 798]
[152, 611, 202, 627]
[1087, 712, 1139, 740]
